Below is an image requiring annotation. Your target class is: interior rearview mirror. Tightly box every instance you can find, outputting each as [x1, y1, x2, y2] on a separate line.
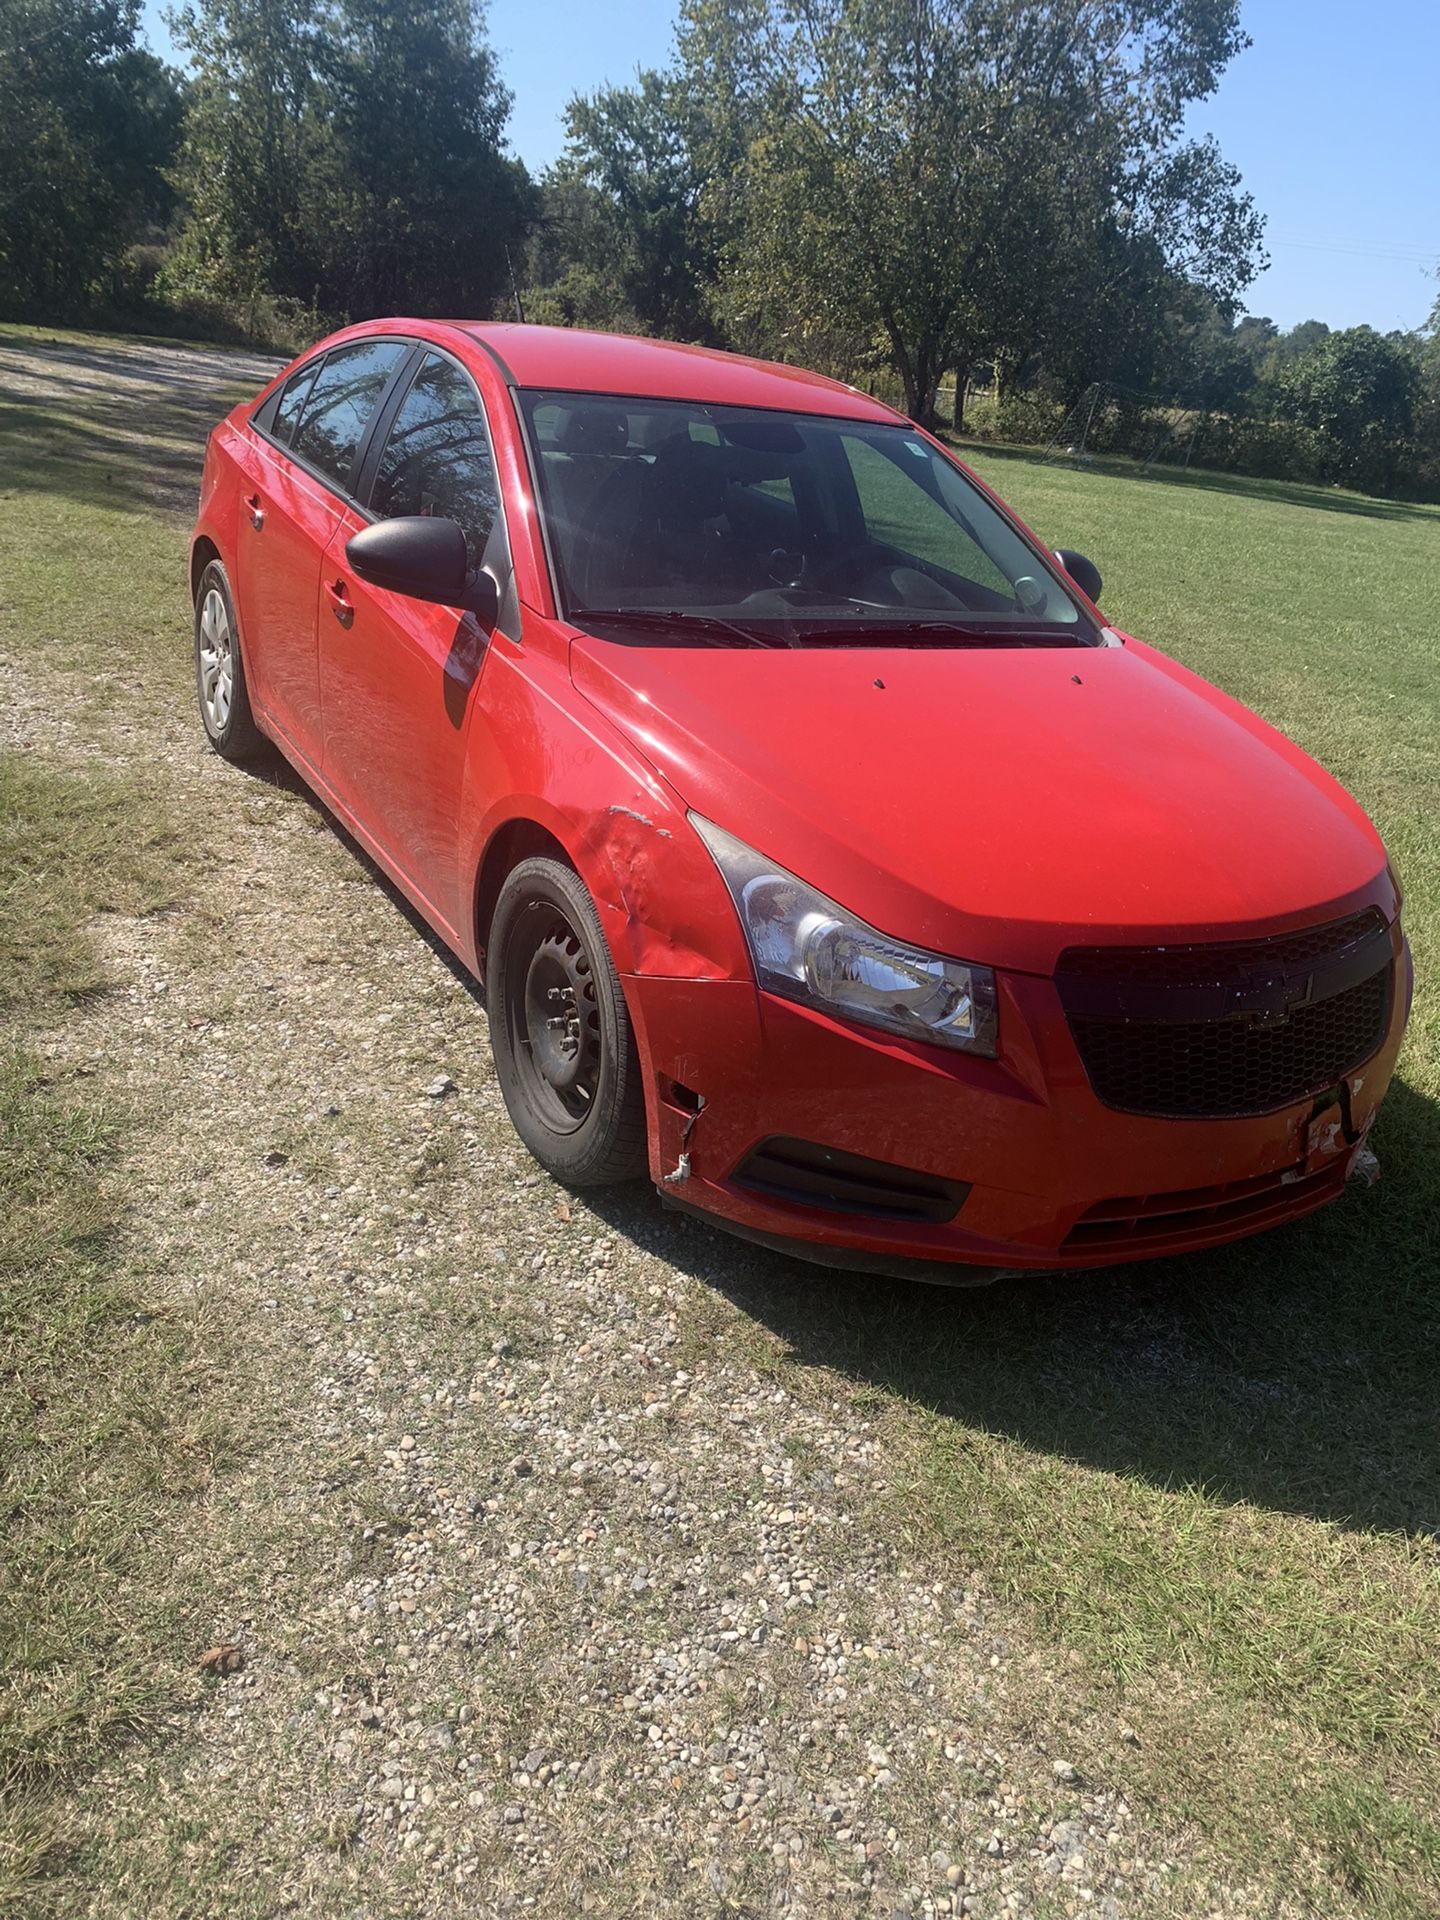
[346, 516, 496, 625]
[1054, 548, 1103, 605]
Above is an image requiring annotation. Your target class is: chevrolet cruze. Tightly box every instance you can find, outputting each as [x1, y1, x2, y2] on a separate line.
[190, 321, 1411, 1281]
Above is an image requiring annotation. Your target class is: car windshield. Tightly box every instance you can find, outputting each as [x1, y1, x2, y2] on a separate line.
[519, 390, 1094, 648]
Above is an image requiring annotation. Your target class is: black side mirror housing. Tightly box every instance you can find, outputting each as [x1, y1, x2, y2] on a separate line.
[1054, 548, 1103, 605]
[346, 516, 498, 626]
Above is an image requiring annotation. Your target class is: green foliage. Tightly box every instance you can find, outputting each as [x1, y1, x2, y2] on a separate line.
[1276, 326, 1421, 494]
[968, 387, 1066, 446]
[1188, 410, 1328, 482]
[312, 0, 534, 314]
[161, 0, 534, 322]
[0, 0, 185, 312]
[549, 70, 718, 342]
[673, 0, 1265, 421]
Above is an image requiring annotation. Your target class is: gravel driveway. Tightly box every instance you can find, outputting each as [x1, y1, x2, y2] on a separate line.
[3, 333, 1254, 1919]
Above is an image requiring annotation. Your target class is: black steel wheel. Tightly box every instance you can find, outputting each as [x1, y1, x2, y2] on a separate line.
[489, 857, 647, 1185]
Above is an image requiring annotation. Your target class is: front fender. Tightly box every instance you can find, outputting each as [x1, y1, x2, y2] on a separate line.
[460, 631, 750, 983]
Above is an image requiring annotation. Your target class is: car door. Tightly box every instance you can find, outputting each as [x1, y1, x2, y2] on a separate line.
[236, 337, 410, 768]
[317, 348, 515, 945]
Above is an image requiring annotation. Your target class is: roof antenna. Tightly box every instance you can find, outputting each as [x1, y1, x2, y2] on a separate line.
[504, 245, 526, 325]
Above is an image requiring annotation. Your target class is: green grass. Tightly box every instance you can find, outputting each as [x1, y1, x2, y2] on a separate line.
[0, 354, 236, 1911]
[0, 757, 227, 1911]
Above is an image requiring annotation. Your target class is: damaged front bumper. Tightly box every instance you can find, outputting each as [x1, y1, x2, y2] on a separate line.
[621, 940, 1410, 1280]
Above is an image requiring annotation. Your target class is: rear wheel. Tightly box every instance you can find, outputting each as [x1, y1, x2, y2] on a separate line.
[489, 857, 647, 1186]
[194, 558, 262, 760]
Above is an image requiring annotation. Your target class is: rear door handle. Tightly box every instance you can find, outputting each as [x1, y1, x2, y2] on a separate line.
[325, 577, 354, 628]
[244, 493, 264, 531]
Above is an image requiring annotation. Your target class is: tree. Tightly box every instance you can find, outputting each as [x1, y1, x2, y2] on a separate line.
[518, 173, 642, 333]
[557, 70, 718, 342]
[1414, 273, 1440, 493]
[0, 0, 185, 312]
[164, 0, 532, 320]
[1277, 326, 1418, 493]
[312, 0, 533, 314]
[161, 0, 330, 307]
[675, 0, 1265, 422]
[1156, 289, 1269, 413]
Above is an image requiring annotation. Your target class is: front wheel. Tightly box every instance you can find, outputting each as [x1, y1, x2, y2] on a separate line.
[488, 857, 647, 1186]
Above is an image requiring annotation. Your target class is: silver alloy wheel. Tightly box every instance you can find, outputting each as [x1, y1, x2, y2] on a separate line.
[198, 586, 234, 731]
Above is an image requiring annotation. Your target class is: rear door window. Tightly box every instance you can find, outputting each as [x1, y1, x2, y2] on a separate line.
[290, 339, 407, 493]
[270, 362, 319, 446]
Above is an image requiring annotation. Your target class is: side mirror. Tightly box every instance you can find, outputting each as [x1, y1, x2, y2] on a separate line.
[346, 516, 492, 616]
[1054, 548, 1102, 605]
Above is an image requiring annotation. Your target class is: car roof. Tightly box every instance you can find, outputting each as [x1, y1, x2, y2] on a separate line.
[458, 322, 902, 424]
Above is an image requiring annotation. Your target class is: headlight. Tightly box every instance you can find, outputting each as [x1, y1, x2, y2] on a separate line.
[692, 815, 998, 1056]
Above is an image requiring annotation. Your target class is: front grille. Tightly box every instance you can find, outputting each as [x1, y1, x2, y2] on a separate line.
[732, 1138, 968, 1223]
[1063, 1159, 1347, 1253]
[1057, 910, 1393, 1119]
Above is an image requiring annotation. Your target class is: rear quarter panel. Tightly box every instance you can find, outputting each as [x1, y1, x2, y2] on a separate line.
[191, 410, 248, 595]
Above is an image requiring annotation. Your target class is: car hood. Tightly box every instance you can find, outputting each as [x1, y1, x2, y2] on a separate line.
[569, 632, 1392, 974]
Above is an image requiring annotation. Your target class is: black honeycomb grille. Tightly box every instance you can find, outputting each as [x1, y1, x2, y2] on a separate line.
[1058, 911, 1393, 1120]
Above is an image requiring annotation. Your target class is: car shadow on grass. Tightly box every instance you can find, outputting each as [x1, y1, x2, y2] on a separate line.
[586, 1073, 1440, 1543]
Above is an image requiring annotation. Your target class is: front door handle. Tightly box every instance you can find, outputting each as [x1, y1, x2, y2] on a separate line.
[244, 493, 264, 531]
[325, 577, 354, 628]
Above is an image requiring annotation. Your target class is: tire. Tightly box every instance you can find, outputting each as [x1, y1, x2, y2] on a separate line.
[194, 558, 263, 760]
[488, 857, 647, 1186]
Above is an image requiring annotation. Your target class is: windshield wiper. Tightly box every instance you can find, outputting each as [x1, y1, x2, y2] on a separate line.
[569, 606, 788, 650]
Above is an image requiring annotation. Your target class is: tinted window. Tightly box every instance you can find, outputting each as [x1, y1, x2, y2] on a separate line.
[841, 434, 1013, 598]
[271, 362, 318, 446]
[290, 339, 405, 491]
[518, 389, 1087, 644]
[370, 353, 503, 572]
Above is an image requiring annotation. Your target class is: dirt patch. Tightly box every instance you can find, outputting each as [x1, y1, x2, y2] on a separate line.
[1, 329, 282, 513]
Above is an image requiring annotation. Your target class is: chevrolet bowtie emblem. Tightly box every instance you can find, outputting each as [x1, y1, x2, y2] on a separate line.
[1230, 970, 1317, 1027]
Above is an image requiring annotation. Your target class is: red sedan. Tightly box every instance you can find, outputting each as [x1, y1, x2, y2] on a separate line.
[190, 320, 1411, 1282]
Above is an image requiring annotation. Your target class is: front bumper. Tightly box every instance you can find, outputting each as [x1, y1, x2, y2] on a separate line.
[623, 934, 1412, 1276]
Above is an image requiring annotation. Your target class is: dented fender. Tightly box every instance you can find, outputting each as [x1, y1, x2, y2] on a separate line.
[576, 801, 738, 979]
[458, 625, 749, 982]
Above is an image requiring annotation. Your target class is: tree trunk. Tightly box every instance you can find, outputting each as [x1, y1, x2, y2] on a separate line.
[951, 363, 970, 433]
[887, 322, 943, 426]
[905, 358, 945, 428]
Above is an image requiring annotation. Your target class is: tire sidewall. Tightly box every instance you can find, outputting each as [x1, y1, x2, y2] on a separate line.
[489, 858, 642, 1185]
[194, 558, 255, 755]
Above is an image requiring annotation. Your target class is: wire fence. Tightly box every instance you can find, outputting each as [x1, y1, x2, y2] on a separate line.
[1040, 381, 1204, 471]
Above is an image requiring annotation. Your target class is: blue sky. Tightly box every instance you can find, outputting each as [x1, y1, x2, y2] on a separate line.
[141, 0, 1439, 334]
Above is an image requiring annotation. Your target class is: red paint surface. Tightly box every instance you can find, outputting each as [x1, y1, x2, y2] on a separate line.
[194, 319, 1410, 1277]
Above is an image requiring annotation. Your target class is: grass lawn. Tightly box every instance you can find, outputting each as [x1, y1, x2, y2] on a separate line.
[1, 328, 1437, 1915]
[0, 335, 257, 1908]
